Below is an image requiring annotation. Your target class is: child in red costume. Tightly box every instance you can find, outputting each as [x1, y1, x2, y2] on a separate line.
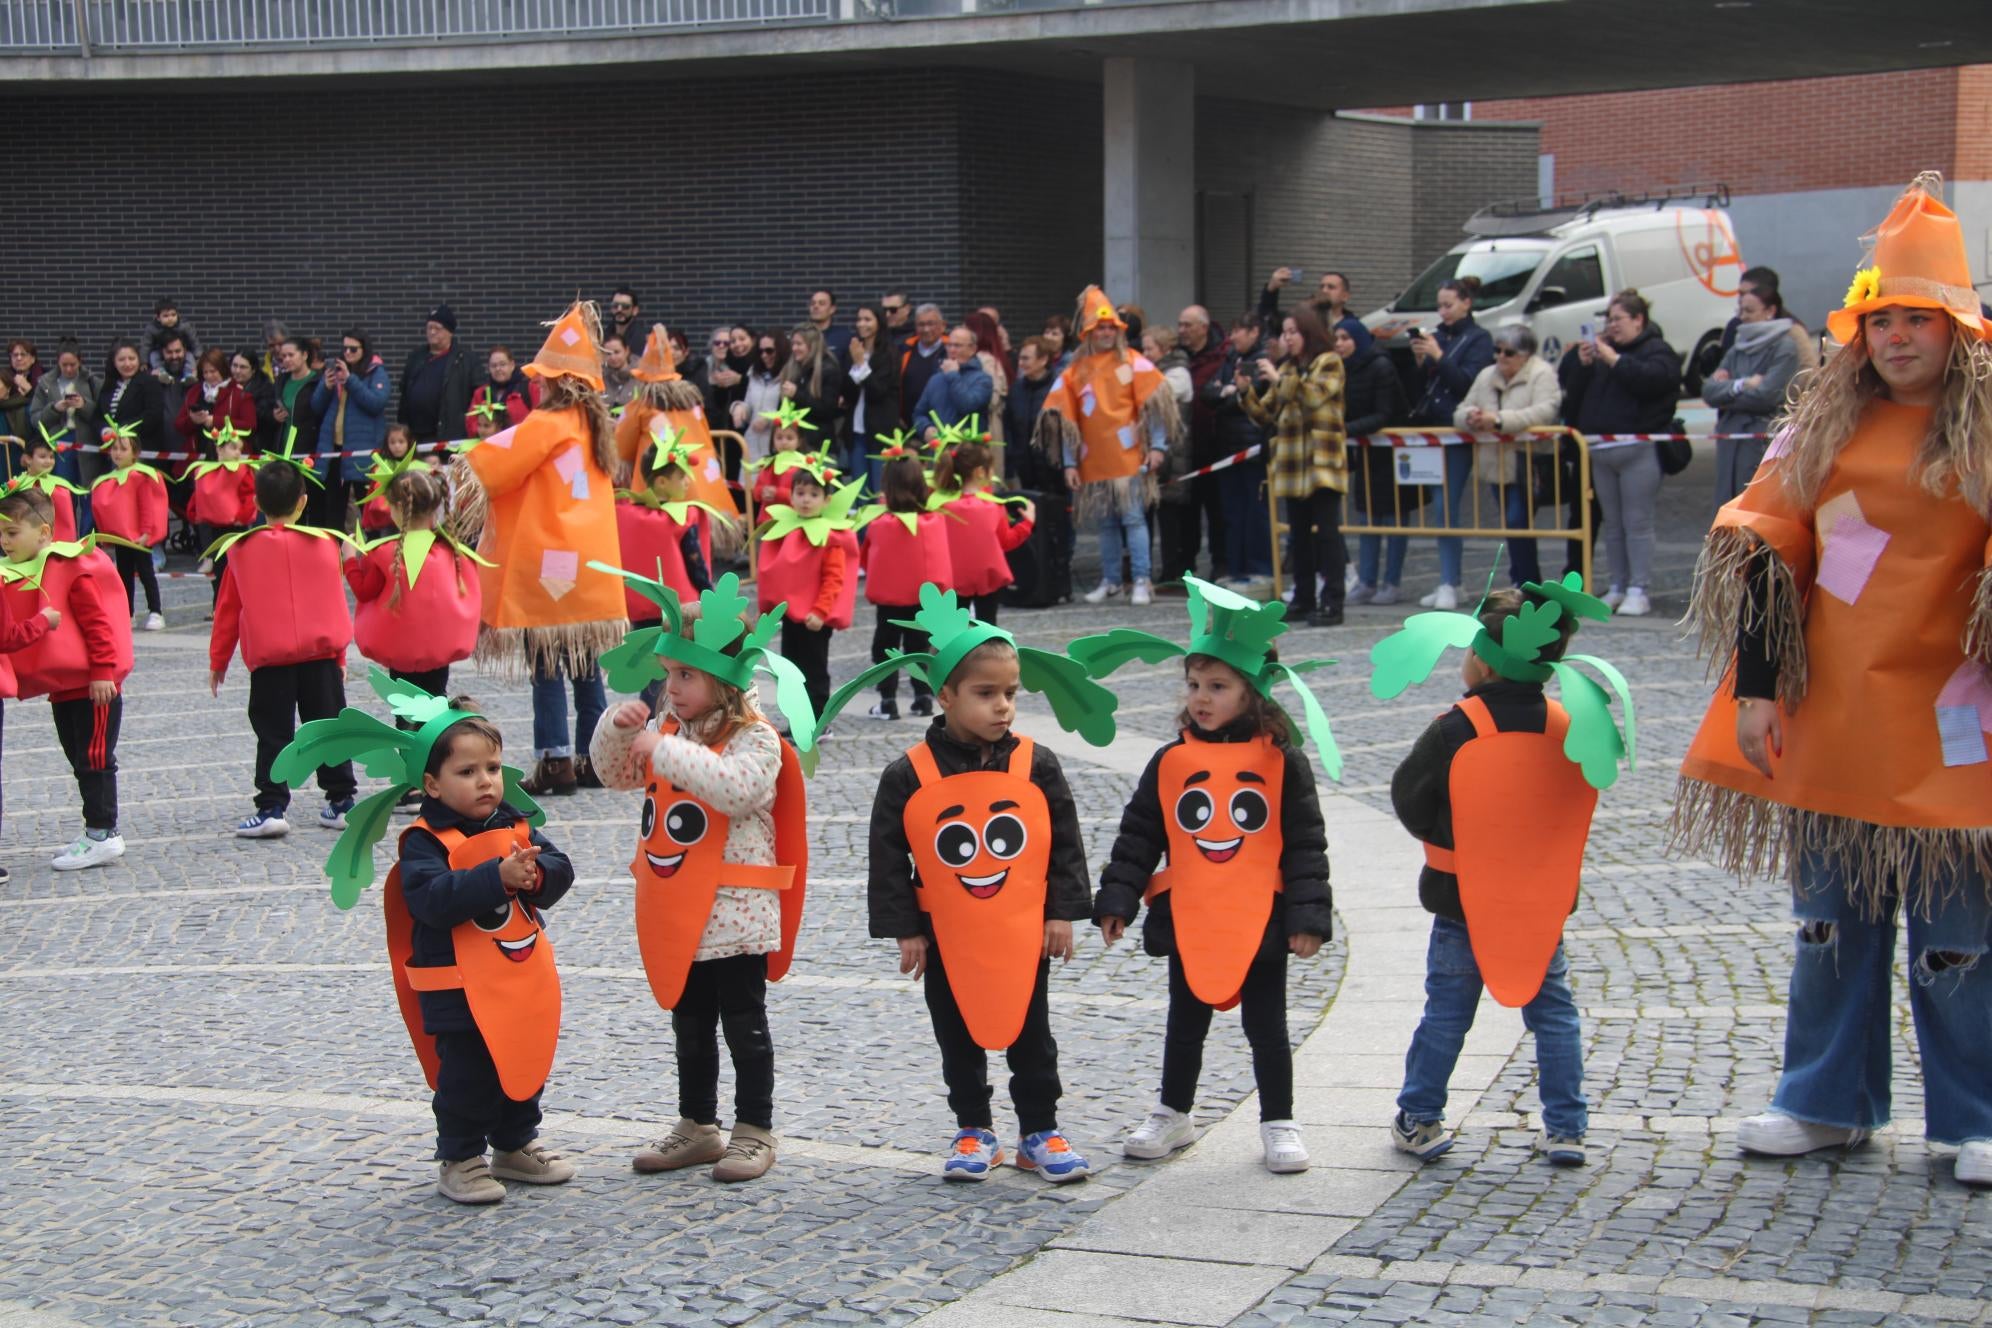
[0, 581, 58, 885]
[358, 425, 418, 539]
[210, 458, 358, 839]
[932, 439, 1034, 626]
[755, 466, 859, 727]
[88, 432, 168, 632]
[860, 455, 954, 721]
[616, 441, 719, 616]
[19, 435, 79, 543]
[188, 431, 261, 604]
[0, 485, 134, 871]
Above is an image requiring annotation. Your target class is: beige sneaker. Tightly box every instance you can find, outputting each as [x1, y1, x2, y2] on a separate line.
[711, 1123, 777, 1182]
[437, 1156, 504, 1205]
[632, 1118, 725, 1173]
[490, 1141, 576, 1185]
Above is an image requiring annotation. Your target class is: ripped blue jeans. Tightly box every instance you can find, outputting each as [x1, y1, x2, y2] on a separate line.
[1773, 848, 1992, 1145]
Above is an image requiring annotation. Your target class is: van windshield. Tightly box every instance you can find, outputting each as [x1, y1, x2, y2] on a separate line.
[1395, 241, 1549, 311]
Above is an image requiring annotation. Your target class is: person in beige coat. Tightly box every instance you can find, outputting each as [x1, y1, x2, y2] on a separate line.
[1454, 323, 1563, 584]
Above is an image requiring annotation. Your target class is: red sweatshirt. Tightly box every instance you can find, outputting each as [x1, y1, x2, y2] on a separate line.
[210, 526, 353, 674]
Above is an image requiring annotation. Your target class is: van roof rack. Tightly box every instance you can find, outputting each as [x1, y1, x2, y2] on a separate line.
[1463, 183, 1731, 237]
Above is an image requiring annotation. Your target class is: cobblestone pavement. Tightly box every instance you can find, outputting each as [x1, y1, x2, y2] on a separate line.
[2, 446, 1987, 1327]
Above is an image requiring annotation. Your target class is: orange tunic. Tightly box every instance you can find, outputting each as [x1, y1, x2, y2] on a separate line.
[1041, 348, 1168, 485]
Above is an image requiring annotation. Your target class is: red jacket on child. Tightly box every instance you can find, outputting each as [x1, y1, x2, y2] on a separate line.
[0, 547, 133, 701]
[191, 464, 259, 529]
[752, 466, 796, 514]
[940, 494, 1034, 597]
[345, 535, 481, 673]
[210, 525, 353, 674]
[0, 588, 53, 699]
[862, 512, 954, 607]
[90, 465, 170, 547]
[759, 529, 857, 629]
[615, 499, 707, 623]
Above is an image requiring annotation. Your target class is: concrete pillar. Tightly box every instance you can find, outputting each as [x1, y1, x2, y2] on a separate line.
[1102, 56, 1194, 321]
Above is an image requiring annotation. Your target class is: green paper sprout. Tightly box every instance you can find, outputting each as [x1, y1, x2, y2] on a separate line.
[98, 416, 137, 448]
[204, 419, 250, 451]
[0, 532, 146, 590]
[264, 425, 327, 489]
[760, 399, 818, 435]
[36, 420, 72, 452]
[271, 668, 545, 908]
[358, 448, 434, 507]
[1067, 574, 1343, 779]
[1367, 570, 1634, 790]
[871, 427, 920, 462]
[357, 527, 494, 589]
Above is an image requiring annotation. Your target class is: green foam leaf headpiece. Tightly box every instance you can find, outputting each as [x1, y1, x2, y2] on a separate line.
[359, 448, 433, 507]
[758, 477, 867, 546]
[36, 420, 72, 452]
[204, 419, 250, 452]
[1367, 570, 1633, 789]
[760, 399, 818, 434]
[266, 424, 327, 489]
[1067, 574, 1342, 778]
[272, 668, 543, 908]
[871, 427, 920, 462]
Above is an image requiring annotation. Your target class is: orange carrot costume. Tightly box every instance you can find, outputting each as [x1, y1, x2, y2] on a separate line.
[1031, 285, 1179, 523]
[1673, 183, 1992, 913]
[451, 303, 627, 676]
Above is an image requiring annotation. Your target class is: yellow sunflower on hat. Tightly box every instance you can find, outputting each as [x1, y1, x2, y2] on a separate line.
[1842, 265, 1882, 310]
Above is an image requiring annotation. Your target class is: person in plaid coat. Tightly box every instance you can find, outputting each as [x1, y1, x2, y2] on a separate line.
[1241, 302, 1347, 626]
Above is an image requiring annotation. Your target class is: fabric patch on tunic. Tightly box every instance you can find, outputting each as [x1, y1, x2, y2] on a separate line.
[552, 445, 590, 500]
[1117, 424, 1137, 450]
[541, 548, 579, 600]
[1935, 661, 1992, 766]
[1080, 385, 1097, 418]
[1814, 493, 1888, 604]
[484, 425, 518, 450]
[560, 327, 582, 347]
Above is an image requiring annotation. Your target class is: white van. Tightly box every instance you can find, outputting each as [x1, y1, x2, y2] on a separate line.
[1364, 187, 1745, 393]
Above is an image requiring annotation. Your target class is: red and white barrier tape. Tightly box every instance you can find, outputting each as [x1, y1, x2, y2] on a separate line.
[1165, 431, 1769, 483]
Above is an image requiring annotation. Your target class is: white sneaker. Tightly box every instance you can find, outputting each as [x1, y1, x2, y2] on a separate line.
[1344, 566, 1361, 594]
[143, 612, 164, 632]
[1616, 587, 1651, 617]
[1346, 583, 1375, 606]
[1372, 584, 1402, 606]
[1131, 579, 1154, 607]
[1956, 1139, 1992, 1186]
[1122, 1105, 1195, 1160]
[1600, 586, 1626, 610]
[1083, 580, 1119, 605]
[1432, 583, 1459, 611]
[1260, 1119, 1310, 1174]
[1734, 1111, 1870, 1156]
[51, 833, 125, 871]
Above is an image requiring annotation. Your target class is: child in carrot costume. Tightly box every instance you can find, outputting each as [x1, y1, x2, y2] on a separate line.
[844, 584, 1120, 1182]
[586, 570, 814, 1183]
[273, 669, 575, 1205]
[756, 460, 862, 728]
[1072, 575, 1339, 1173]
[89, 426, 168, 631]
[1369, 572, 1634, 1166]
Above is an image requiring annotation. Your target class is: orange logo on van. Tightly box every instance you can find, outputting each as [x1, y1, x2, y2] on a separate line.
[1677, 209, 1744, 298]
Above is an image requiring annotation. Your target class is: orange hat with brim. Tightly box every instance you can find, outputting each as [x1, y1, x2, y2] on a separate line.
[1076, 284, 1125, 335]
[1827, 173, 1987, 344]
[523, 302, 606, 391]
[631, 324, 680, 383]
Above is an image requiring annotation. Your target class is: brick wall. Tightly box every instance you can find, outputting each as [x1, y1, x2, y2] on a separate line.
[1958, 65, 1992, 181]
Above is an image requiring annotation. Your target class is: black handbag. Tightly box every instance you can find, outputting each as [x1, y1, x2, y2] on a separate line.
[1656, 417, 1692, 476]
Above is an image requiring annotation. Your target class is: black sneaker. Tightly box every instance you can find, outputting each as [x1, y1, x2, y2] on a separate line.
[0, 865, 10, 887]
[867, 702, 900, 721]
[909, 695, 934, 718]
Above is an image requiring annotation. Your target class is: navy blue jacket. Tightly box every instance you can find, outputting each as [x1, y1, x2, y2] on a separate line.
[310, 356, 392, 484]
[1558, 327, 1680, 436]
[399, 798, 574, 1033]
[911, 356, 993, 432]
[1413, 315, 1494, 426]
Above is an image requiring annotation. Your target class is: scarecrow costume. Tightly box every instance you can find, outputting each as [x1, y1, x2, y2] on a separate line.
[1670, 173, 1992, 1165]
[616, 323, 736, 526]
[1031, 285, 1179, 526]
[275, 671, 575, 1184]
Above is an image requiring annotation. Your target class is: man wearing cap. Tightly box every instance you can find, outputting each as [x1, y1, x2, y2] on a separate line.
[399, 305, 474, 447]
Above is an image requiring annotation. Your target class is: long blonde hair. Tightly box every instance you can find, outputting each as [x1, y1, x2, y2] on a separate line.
[1775, 317, 1992, 512]
[782, 325, 827, 400]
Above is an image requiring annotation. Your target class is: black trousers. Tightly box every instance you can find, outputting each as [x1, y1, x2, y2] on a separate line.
[1287, 489, 1345, 615]
[248, 659, 356, 813]
[870, 604, 932, 702]
[1160, 948, 1293, 1120]
[924, 942, 1062, 1136]
[306, 476, 352, 534]
[51, 695, 121, 830]
[780, 618, 832, 723]
[1159, 475, 1229, 582]
[672, 953, 775, 1130]
[969, 593, 1001, 626]
[432, 1027, 542, 1161]
[390, 667, 451, 731]
[113, 544, 160, 616]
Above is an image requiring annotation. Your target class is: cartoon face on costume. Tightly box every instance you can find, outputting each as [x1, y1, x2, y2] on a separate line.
[470, 896, 544, 964]
[1172, 771, 1273, 865]
[931, 800, 1032, 899]
[638, 781, 716, 880]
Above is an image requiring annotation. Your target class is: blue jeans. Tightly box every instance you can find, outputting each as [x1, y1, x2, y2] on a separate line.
[1432, 445, 1475, 587]
[1398, 915, 1588, 1137]
[55, 447, 94, 537]
[1217, 459, 1272, 579]
[1773, 849, 1992, 1145]
[1357, 534, 1408, 589]
[1095, 504, 1150, 584]
[531, 663, 606, 761]
[1496, 481, 1542, 585]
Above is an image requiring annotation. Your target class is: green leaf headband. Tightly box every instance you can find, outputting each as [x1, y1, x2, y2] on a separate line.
[927, 413, 990, 447]
[760, 399, 818, 434]
[468, 397, 507, 426]
[758, 477, 868, 546]
[1066, 573, 1343, 778]
[359, 449, 433, 507]
[98, 416, 137, 448]
[872, 427, 919, 462]
[204, 419, 250, 451]
[36, 420, 72, 452]
[640, 424, 699, 479]
[586, 566, 817, 733]
[1367, 570, 1635, 790]
[804, 582, 1121, 771]
[266, 425, 327, 489]
[272, 668, 544, 908]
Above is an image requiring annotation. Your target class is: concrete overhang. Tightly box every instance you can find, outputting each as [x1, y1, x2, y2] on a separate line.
[3, 0, 1988, 106]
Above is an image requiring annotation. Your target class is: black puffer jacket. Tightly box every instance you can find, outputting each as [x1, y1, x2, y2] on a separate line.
[1203, 340, 1271, 455]
[1341, 342, 1410, 516]
[1095, 717, 1332, 956]
[1559, 327, 1680, 436]
[867, 718, 1092, 940]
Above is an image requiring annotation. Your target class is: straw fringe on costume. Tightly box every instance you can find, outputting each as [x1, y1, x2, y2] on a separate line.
[1963, 565, 1992, 666]
[476, 619, 630, 681]
[1668, 779, 1992, 919]
[641, 380, 706, 414]
[1680, 525, 1809, 708]
[1039, 389, 1177, 525]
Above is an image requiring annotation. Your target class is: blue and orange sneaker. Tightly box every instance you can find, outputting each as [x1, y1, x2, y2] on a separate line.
[942, 1128, 1004, 1182]
[1016, 1129, 1090, 1183]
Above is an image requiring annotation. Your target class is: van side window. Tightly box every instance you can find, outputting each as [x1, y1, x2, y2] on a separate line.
[1537, 247, 1604, 306]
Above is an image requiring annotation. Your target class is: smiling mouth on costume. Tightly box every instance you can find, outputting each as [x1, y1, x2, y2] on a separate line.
[645, 849, 687, 877]
[957, 868, 1008, 899]
[1195, 835, 1243, 864]
[496, 933, 537, 963]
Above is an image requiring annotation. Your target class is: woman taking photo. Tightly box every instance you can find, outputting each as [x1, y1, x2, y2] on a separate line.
[176, 349, 260, 457]
[841, 303, 900, 489]
[1242, 303, 1348, 627]
[1408, 277, 1493, 610]
[1338, 319, 1410, 604]
[1672, 174, 1992, 1189]
[1559, 289, 1680, 616]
